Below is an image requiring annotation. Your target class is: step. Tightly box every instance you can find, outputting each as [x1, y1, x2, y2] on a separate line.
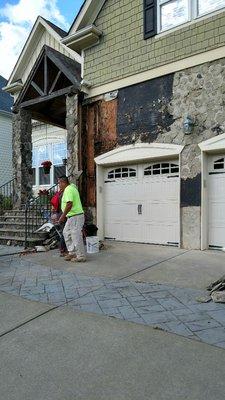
[3, 208, 50, 215]
[0, 216, 45, 223]
[0, 228, 47, 239]
[0, 235, 45, 247]
[3, 210, 44, 217]
[0, 221, 46, 229]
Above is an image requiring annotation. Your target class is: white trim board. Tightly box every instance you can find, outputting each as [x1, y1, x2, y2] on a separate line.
[199, 133, 225, 152]
[95, 143, 184, 166]
[69, 0, 106, 34]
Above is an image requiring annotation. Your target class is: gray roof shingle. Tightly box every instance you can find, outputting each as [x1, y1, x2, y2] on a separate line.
[0, 76, 13, 113]
[42, 18, 68, 38]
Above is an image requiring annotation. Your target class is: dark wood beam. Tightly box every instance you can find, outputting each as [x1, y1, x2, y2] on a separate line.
[49, 70, 61, 94]
[14, 46, 46, 107]
[20, 85, 78, 108]
[31, 110, 65, 129]
[44, 54, 48, 95]
[46, 47, 77, 85]
[31, 81, 44, 96]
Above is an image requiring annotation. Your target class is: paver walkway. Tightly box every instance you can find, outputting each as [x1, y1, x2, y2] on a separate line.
[1, 255, 225, 348]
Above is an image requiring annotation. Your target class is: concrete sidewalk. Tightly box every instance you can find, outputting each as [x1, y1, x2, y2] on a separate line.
[1, 291, 225, 400]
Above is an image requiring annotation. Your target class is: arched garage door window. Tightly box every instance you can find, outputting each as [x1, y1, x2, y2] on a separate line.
[107, 167, 137, 180]
[144, 162, 179, 176]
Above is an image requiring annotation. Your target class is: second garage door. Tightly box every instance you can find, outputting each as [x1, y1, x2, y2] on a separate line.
[104, 160, 180, 245]
[208, 154, 225, 248]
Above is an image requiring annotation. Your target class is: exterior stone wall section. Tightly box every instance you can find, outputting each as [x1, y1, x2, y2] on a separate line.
[66, 93, 79, 181]
[12, 108, 32, 207]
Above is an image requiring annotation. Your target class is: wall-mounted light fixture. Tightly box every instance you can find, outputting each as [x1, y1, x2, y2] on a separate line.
[183, 115, 195, 135]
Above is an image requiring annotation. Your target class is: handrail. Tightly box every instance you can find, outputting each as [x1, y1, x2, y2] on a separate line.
[0, 177, 16, 215]
[24, 182, 58, 248]
[24, 174, 77, 248]
[0, 178, 15, 190]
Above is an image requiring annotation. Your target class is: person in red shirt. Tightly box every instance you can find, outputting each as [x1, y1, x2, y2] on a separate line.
[51, 190, 68, 256]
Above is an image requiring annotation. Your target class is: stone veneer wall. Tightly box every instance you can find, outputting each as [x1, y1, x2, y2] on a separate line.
[84, 0, 225, 87]
[12, 109, 32, 207]
[156, 59, 225, 248]
[66, 93, 79, 181]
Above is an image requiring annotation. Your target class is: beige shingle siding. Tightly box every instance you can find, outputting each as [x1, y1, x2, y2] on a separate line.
[0, 113, 13, 186]
[84, 0, 225, 86]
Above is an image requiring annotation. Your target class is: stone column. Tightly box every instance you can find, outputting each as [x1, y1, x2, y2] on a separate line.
[12, 108, 32, 208]
[66, 93, 79, 181]
[180, 144, 201, 249]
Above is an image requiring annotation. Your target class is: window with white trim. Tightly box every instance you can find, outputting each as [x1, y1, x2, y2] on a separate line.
[107, 167, 137, 180]
[158, 0, 225, 32]
[144, 0, 225, 37]
[144, 162, 179, 175]
[32, 142, 67, 186]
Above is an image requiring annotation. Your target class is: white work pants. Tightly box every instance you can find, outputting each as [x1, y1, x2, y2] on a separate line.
[63, 214, 85, 258]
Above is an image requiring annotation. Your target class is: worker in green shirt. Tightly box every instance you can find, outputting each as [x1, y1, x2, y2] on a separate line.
[58, 175, 86, 262]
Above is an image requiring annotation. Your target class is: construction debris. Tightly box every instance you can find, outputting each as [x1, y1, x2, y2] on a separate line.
[34, 222, 54, 233]
[196, 295, 212, 303]
[99, 241, 106, 250]
[211, 291, 225, 303]
[204, 275, 225, 303]
[35, 245, 48, 252]
[19, 248, 36, 257]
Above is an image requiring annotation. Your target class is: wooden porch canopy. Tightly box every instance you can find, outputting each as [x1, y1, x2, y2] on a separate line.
[13, 45, 81, 127]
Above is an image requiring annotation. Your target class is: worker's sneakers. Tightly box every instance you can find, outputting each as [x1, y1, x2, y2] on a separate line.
[59, 252, 68, 257]
[64, 254, 76, 261]
[71, 256, 86, 263]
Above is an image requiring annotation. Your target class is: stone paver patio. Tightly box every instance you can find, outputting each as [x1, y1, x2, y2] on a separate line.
[1, 254, 225, 348]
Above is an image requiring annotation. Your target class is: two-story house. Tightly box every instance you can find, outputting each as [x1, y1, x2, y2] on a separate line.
[4, 0, 225, 250]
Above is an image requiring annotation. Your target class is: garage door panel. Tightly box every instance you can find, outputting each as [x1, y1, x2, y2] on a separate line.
[143, 204, 177, 222]
[105, 203, 138, 221]
[105, 221, 143, 242]
[208, 203, 225, 223]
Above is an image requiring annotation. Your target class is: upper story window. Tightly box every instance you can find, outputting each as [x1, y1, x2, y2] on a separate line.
[144, 0, 225, 37]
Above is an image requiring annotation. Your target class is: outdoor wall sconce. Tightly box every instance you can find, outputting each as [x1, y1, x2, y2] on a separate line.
[183, 115, 195, 135]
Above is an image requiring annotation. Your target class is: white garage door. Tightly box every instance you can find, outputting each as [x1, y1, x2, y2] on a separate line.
[104, 161, 180, 245]
[208, 155, 225, 248]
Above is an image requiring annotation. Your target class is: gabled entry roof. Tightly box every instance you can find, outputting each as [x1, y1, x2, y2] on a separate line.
[4, 16, 82, 95]
[14, 45, 81, 127]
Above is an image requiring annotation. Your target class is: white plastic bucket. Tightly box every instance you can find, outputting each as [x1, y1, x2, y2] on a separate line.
[86, 236, 99, 254]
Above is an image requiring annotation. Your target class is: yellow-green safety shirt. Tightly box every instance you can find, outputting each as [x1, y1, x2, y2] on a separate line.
[61, 184, 83, 217]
